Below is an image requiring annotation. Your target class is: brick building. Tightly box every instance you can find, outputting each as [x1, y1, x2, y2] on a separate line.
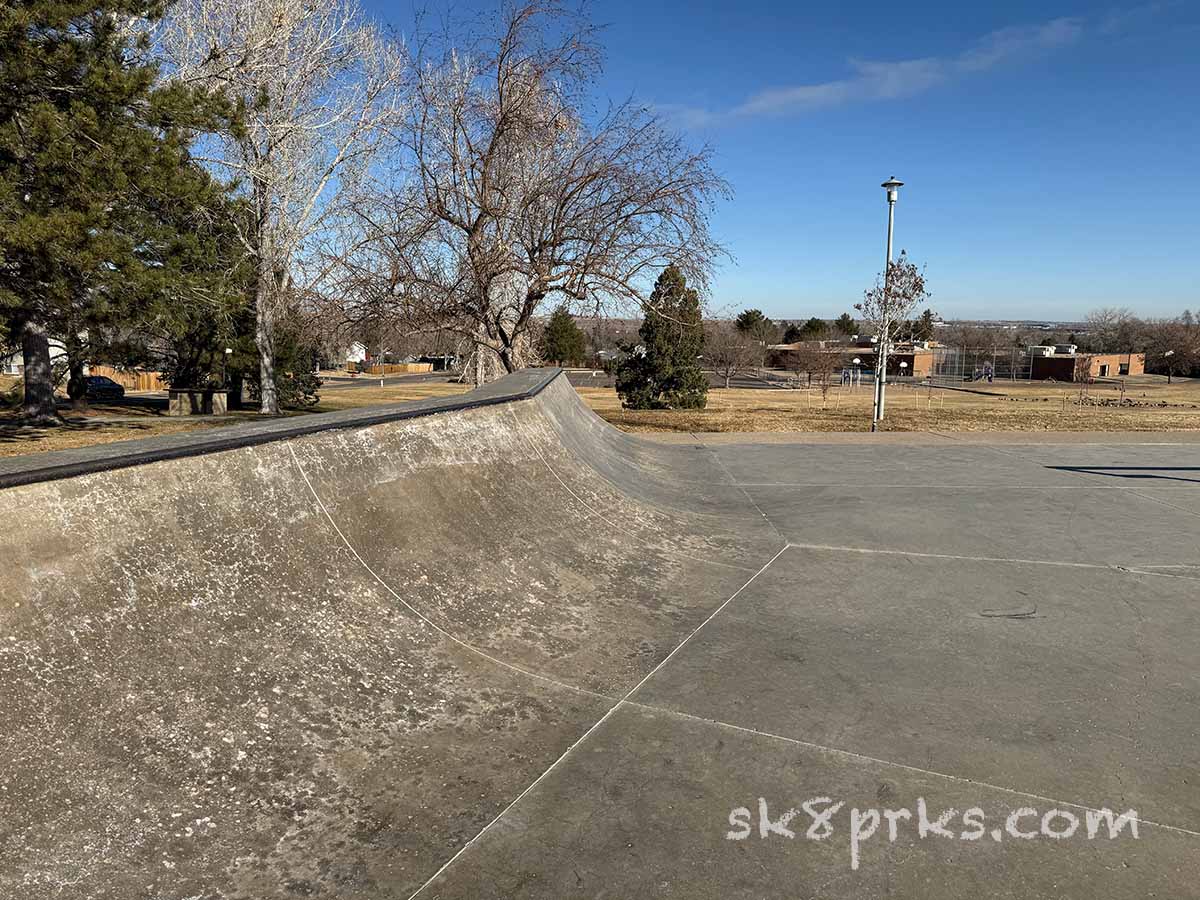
[1030, 352, 1144, 381]
[769, 342, 935, 377]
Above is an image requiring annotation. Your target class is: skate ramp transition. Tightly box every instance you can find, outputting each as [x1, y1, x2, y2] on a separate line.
[0, 368, 782, 898]
[4, 368, 1200, 899]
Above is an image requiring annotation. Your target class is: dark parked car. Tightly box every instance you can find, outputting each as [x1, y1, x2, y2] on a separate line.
[84, 375, 126, 402]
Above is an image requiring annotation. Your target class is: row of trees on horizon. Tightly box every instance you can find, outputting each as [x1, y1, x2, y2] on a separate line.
[1, 0, 728, 421]
[5, 1, 1193, 425]
[544, 305, 1199, 375]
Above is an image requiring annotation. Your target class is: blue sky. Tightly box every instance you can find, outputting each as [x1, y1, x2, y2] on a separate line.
[368, 1, 1200, 321]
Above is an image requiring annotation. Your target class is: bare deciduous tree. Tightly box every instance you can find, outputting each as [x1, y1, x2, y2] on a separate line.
[333, 1, 729, 384]
[159, 0, 408, 412]
[704, 321, 753, 388]
[856, 251, 929, 343]
[1145, 317, 1200, 383]
[1083, 306, 1141, 353]
[856, 250, 929, 387]
[786, 342, 843, 407]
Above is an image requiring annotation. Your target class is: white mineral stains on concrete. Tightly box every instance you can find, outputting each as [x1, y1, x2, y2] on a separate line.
[1, 382, 773, 898]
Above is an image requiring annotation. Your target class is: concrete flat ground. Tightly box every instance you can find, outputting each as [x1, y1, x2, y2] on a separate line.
[2, 372, 1197, 898]
[645, 429, 1200, 445]
[415, 434, 1200, 898]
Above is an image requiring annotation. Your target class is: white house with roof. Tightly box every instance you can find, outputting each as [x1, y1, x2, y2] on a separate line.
[1, 339, 68, 375]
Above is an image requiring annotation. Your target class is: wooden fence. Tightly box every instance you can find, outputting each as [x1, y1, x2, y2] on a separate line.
[88, 365, 168, 392]
[347, 362, 434, 375]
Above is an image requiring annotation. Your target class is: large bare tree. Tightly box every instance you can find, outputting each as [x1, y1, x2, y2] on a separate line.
[1145, 316, 1200, 383]
[159, 0, 407, 411]
[333, 1, 729, 383]
[1083, 306, 1141, 353]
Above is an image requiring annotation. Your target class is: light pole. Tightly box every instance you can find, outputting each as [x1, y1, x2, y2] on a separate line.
[872, 176, 903, 431]
[1165, 349, 1176, 384]
[852, 357, 861, 390]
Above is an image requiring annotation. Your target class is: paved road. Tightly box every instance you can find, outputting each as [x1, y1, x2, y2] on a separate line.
[565, 368, 795, 390]
[2, 371, 1197, 898]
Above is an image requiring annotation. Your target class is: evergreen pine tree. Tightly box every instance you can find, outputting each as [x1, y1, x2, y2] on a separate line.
[799, 316, 827, 339]
[0, 1, 229, 419]
[834, 312, 857, 335]
[735, 308, 768, 334]
[913, 308, 937, 341]
[615, 265, 707, 410]
[541, 304, 587, 366]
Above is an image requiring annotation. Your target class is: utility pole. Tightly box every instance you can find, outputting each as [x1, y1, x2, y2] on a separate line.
[873, 177, 903, 431]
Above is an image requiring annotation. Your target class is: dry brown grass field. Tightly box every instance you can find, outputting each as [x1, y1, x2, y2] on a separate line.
[0, 411, 236, 457]
[2, 372, 1198, 459]
[0, 378, 472, 458]
[313, 380, 470, 411]
[578, 375, 1200, 434]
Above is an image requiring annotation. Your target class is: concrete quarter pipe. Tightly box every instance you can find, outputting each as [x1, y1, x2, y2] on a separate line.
[2, 369, 1198, 898]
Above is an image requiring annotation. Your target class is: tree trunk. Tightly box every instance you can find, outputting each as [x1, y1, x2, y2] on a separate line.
[497, 345, 516, 374]
[228, 373, 245, 409]
[255, 265, 279, 415]
[21, 319, 59, 422]
[470, 340, 506, 385]
[65, 335, 88, 411]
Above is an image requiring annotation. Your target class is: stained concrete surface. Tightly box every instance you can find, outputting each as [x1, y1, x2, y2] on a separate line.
[1, 371, 1198, 898]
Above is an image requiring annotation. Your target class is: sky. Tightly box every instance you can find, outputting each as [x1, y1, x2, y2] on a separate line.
[366, 1, 1200, 322]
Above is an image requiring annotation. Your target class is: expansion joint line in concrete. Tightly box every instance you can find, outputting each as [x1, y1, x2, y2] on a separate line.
[287, 444, 610, 703]
[697, 435, 790, 546]
[1011, 447, 1200, 522]
[617, 701, 1200, 841]
[784, 542, 1195, 580]
[1042, 448, 1200, 523]
[403, 542, 791, 899]
[730, 481, 1200, 491]
[1124, 488, 1200, 521]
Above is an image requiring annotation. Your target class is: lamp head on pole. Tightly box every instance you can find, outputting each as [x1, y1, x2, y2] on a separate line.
[881, 176, 903, 203]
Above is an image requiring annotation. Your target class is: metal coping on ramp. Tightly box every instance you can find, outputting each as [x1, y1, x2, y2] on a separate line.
[0, 367, 563, 490]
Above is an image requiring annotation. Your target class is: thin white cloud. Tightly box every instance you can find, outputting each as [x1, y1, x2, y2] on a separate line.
[664, 15, 1099, 128]
[955, 17, 1083, 72]
[1097, 2, 1170, 36]
[735, 56, 944, 117]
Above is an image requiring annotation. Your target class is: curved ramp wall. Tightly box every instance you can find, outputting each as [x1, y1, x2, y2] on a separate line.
[0, 370, 779, 900]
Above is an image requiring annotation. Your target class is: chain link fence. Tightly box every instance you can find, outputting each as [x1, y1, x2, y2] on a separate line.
[929, 347, 1034, 384]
